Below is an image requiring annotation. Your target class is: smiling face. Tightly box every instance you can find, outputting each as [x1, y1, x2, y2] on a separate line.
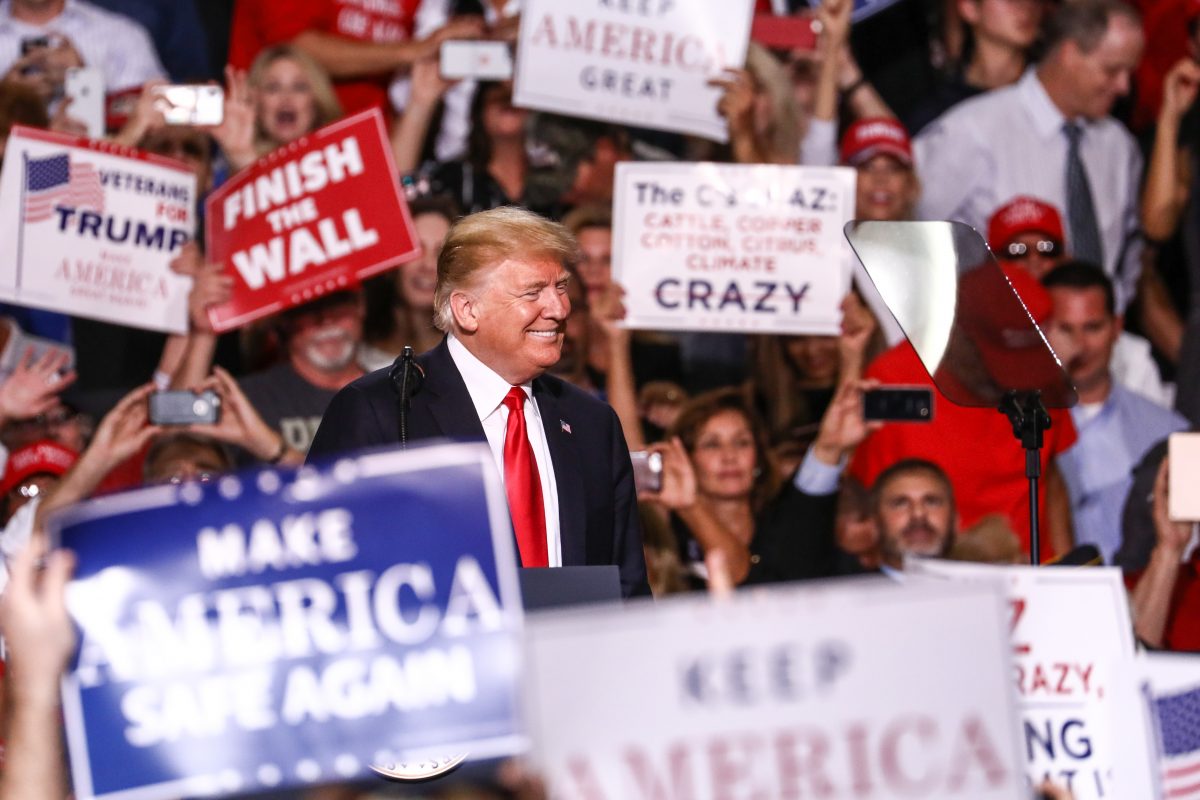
[690, 410, 758, 502]
[399, 212, 451, 310]
[453, 257, 571, 385]
[257, 56, 319, 145]
[855, 154, 919, 221]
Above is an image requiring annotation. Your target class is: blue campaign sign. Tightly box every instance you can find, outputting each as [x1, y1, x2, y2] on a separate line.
[47, 442, 524, 800]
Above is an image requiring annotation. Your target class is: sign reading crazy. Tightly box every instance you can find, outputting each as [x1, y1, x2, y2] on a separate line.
[205, 109, 418, 331]
[513, 0, 754, 142]
[524, 578, 1025, 799]
[613, 161, 856, 335]
[906, 560, 1135, 799]
[0, 126, 196, 333]
[50, 443, 524, 800]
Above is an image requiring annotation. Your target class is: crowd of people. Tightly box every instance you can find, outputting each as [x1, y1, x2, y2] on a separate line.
[0, 0, 1197, 795]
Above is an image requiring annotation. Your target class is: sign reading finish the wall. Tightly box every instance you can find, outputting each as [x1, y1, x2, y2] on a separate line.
[205, 109, 418, 332]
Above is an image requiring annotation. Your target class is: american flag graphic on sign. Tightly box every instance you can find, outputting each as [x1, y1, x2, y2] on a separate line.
[1156, 685, 1200, 798]
[23, 154, 104, 223]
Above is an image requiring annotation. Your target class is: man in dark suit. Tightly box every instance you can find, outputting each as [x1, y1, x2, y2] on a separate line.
[308, 207, 650, 598]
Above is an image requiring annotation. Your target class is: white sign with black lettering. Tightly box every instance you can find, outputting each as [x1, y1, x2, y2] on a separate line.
[612, 160, 856, 335]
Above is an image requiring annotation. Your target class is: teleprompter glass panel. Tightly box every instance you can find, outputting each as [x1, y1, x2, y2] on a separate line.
[844, 220, 1077, 409]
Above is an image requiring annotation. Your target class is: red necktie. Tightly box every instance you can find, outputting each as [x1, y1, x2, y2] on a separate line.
[502, 387, 548, 568]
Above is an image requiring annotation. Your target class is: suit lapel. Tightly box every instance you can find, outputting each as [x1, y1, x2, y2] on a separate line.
[534, 380, 588, 566]
[418, 340, 487, 440]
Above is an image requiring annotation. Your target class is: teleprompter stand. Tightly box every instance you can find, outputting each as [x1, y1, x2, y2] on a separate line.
[843, 221, 1078, 568]
[998, 390, 1052, 566]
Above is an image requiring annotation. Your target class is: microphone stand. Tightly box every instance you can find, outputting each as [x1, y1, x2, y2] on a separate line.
[389, 346, 422, 449]
[998, 390, 1051, 566]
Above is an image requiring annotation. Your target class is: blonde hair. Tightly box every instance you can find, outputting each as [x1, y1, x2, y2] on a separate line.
[434, 207, 581, 332]
[248, 45, 343, 152]
[745, 43, 801, 164]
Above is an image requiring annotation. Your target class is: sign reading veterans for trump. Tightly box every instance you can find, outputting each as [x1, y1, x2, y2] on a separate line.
[905, 560, 1135, 800]
[0, 126, 196, 333]
[524, 578, 1026, 799]
[205, 108, 418, 332]
[48, 443, 524, 800]
[613, 161, 856, 335]
[513, 0, 754, 142]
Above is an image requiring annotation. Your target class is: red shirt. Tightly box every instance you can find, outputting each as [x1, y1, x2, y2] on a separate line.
[849, 342, 1078, 561]
[228, 0, 422, 115]
[1128, 557, 1200, 652]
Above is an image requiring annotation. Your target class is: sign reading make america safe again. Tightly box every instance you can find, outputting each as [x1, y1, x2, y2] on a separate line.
[50, 442, 524, 800]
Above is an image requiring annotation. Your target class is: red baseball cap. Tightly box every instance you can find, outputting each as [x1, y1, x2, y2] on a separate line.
[839, 117, 914, 167]
[1, 440, 77, 496]
[1187, 0, 1200, 25]
[987, 196, 1065, 254]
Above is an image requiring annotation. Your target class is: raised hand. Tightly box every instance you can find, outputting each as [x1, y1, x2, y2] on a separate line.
[0, 347, 76, 424]
[186, 367, 293, 464]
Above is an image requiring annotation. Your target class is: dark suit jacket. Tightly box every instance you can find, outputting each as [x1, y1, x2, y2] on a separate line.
[308, 340, 651, 598]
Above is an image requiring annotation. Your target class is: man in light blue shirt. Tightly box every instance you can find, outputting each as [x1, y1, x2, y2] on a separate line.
[1047, 263, 1189, 562]
[914, 0, 1145, 312]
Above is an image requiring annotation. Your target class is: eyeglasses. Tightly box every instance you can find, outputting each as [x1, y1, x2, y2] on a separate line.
[1005, 240, 1062, 260]
[17, 483, 42, 499]
[167, 472, 215, 485]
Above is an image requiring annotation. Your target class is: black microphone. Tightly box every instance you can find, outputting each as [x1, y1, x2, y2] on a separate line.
[389, 346, 424, 448]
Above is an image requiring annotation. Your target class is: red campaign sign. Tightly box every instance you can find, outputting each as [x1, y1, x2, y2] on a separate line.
[205, 109, 418, 332]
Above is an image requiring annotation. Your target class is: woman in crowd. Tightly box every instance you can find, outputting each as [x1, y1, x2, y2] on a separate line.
[359, 196, 457, 370]
[640, 380, 873, 590]
[748, 292, 880, 443]
[426, 80, 532, 214]
[214, 44, 343, 172]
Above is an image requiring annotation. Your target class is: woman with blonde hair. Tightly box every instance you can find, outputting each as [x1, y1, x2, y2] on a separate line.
[215, 44, 343, 173]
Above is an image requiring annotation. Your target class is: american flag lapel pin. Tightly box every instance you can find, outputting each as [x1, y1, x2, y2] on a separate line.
[560, 420, 572, 434]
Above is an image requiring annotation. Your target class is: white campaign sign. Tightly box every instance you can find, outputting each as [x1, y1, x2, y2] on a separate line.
[0, 126, 195, 334]
[524, 578, 1026, 800]
[612, 161, 856, 335]
[905, 559, 1135, 799]
[513, 0, 754, 142]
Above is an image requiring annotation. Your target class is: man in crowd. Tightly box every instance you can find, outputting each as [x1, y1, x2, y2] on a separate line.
[0, 0, 164, 97]
[915, 0, 1145, 312]
[1045, 262, 1188, 563]
[309, 206, 650, 598]
[241, 290, 366, 455]
[872, 458, 957, 572]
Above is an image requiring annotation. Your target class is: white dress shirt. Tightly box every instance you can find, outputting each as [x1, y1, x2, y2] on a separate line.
[447, 334, 562, 566]
[914, 69, 1143, 312]
[0, 0, 165, 92]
